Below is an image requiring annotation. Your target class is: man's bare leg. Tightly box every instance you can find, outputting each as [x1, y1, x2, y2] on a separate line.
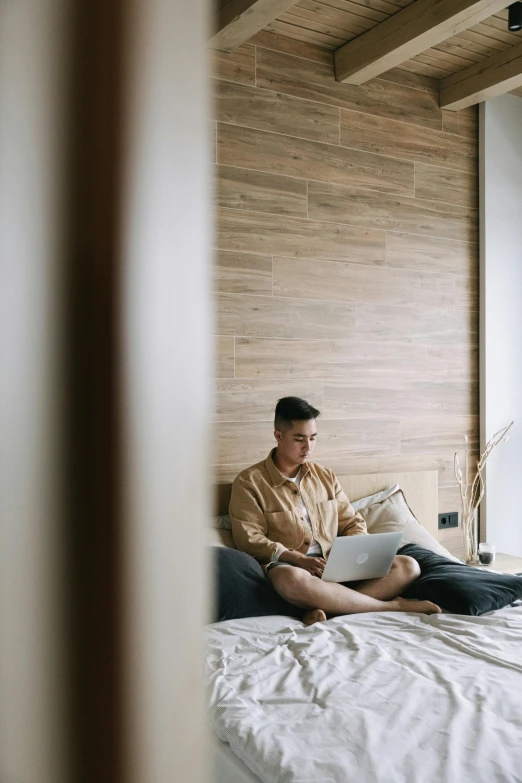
[351, 555, 421, 602]
[268, 561, 440, 623]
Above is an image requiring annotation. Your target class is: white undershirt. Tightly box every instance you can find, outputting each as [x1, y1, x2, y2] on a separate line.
[272, 468, 323, 561]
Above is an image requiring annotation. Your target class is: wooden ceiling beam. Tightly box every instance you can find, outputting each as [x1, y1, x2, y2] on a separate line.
[334, 0, 509, 85]
[440, 40, 522, 110]
[208, 0, 299, 52]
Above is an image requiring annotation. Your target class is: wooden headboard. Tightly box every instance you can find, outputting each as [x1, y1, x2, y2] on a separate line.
[213, 469, 439, 545]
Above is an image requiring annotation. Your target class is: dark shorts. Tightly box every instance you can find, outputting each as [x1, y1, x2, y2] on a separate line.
[265, 552, 369, 589]
[265, 551, 320, 576]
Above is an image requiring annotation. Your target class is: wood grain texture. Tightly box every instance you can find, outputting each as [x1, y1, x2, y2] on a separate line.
[247, 29, 334, 64]
[340, 109, 477, 173]
[235, 336, 429, 379]
[210, 38, 479, 557]
[415, 162, 478, 208]
[213, 250, 273, 294]
[428, 344, 479, 381]
[216, 292, 357, 339]
[266, 18, 344, 48]
[215, 335, 235, 378]
[313, 418, 401, 460]
[217, 122, 415, 195]
[214, 378, 323, 421]
[323, 452, 476, 489]
[256, 47, 443, 130]
[440, 484, 467, 520]
[210, 121, 217, 163]
[282, 4, 374, 39]
[455, 273, 479, 311]
[209, 0, 299, 52]
[294, 0, 388, 26]
[273, 256, 455, 309]
[442, 106, 478, 138]
[210, 43, 256, 85]
[212, 77, 340, 144]
[215, 417, 401, 464]
[385, 232, 478, 276]
[379, 66, 439, 94]
[215, 420, 280, 463]
[440, 39, 522, 110]
[308, 180, 477, 243]
[333, 0, 508, 84]
[215, 163, 308, 216]
[471, 17, 522, 46]
[323, 380, 479, 418]
[401, 415, 479, 454]
[441, 525, 464, 560]
[256, 0, 522, 122]
[216, 207, 386, 264]
[355, 303, 477, 345]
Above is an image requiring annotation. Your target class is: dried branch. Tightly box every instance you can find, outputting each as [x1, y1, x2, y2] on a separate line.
[454, 421, 513, 562]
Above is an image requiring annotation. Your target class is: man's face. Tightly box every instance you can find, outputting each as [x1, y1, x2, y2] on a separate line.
[275, 419, 317, 465]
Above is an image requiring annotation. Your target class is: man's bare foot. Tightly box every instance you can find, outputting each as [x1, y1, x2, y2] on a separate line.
[302, 609, 327, 626]
[392, 597, 441, 614]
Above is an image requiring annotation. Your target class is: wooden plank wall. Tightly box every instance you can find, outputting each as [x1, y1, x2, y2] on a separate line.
[210, 31, 479, 558]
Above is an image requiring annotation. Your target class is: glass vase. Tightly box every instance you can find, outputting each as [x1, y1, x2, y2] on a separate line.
[463, 507, 479, 564]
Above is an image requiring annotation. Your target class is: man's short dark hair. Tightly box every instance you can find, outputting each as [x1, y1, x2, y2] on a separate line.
[274, 397, 320, 431]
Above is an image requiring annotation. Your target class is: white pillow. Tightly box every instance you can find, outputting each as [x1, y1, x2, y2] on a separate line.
[355, 487, 459, 562]
[208, 527, 235, 548]
[213, 514, 232, 531]
[352, 484, 400, 512]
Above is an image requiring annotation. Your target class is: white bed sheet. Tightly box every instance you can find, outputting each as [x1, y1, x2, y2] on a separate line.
[213, 736, 262, 783]
[207, 606, 522, 783]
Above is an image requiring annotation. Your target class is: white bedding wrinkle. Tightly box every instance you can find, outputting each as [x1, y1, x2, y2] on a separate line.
[206, 607, 522, 783]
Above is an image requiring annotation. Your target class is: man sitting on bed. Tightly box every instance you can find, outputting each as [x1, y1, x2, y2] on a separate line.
[229, 396, 441, 626]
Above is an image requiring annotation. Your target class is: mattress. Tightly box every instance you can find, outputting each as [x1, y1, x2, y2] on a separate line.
[207, 606, 522, 783]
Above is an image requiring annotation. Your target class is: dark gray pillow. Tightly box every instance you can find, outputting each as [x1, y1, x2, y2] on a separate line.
[400, 544, 522, 615]
[211, 546, 302, 622]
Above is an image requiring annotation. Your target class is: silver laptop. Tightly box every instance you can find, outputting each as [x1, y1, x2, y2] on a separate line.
[321, 532, 403, 583]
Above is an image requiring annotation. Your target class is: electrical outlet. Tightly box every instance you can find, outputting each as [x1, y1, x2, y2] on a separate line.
[448, 512, 458, 528]
[438, 512, 459, 530]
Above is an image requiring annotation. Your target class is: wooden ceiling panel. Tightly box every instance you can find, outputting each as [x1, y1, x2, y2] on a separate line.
[452, 30, 511, 57]
[399, 60, 453, 78]
[210, 0, 305, 51]
[264, 1, 522, 57]
[333, 1, 509, 84]
[294, 0, 382, 29]
[281, 5, 373, 37]
[440, 39, 522, 109]
[312, 0, 388, 23]
[266, 18, 345, 47]
[264, 0, 417, 50]
[469, 19, 522, 47]
[254, 0, 522, 108]
[402, 10, 520, 78]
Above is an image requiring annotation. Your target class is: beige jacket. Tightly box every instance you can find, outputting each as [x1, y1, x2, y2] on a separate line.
[229, 449, 367, 565]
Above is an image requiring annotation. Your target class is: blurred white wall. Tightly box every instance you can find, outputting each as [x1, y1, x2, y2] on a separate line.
[480, 95, 522, 556]
[1, 0, 212, 781]
[121, 1, 212, 782]
[0, 1, 69, 781]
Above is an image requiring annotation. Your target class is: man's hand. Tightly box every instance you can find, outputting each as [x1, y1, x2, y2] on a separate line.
[279, 550, 326, 577]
